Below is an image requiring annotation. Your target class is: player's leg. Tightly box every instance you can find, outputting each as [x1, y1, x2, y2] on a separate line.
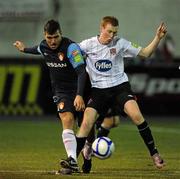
[81, 126, 95, 173]
[81, 115, 120, 173]
[76, 107, 98, 157]
[59, 112, 77, 159]
[54, 95, 80, 173]
[58, 111, 80, 172]
[124, 99, 165, 169]
[77, 87, 110, 172]
[115, 82, 165, 169]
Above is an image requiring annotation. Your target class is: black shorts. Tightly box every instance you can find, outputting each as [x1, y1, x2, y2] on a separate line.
[53, 91, 76, 114]
[53, 92, 84, 123]
[87, 82, 136, 117]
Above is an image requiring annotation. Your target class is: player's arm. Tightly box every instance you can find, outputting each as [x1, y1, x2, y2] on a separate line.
[68, 43, 87, 111]
[138, 22, 167, 58]
[13, 41, 41, 55]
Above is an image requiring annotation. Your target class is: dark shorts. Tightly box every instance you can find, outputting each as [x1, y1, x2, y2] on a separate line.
[53, 92, 76, 114]
[53, 92, 84, 123]
[87, 82, 136, 117]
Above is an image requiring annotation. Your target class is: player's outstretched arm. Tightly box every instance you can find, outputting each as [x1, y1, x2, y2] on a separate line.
[13, 41, 40, 55]
[13, 41, 25, 52]
[138, 22, 167, 58]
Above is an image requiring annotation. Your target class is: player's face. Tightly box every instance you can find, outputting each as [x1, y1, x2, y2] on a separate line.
[44, 30, 62, 50]
[99, 23, 118, 44]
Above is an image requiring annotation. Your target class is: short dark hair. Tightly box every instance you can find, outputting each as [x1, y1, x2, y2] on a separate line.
[44, 19, 62, 34]
[101, 16, 119, 27]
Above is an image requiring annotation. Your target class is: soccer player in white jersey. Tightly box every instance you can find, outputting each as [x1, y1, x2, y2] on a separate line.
[76, 16, 167, 171]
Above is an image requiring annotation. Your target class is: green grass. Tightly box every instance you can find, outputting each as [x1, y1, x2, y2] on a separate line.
[0, 117, 180, 179]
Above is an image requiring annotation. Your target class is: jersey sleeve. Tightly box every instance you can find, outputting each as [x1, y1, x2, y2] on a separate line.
[67, 43, 85, 68]
[119, 38, 142, 58]
[67, 43, 86, 96]
[24, 45, 41, 55]
[78, 39, 89, 52]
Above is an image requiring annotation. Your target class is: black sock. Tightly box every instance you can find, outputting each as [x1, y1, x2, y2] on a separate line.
[86, 125, 96, 144]
[76, 136, 87, 157]
[137, 121, 158, 156]
[97, 126, 110, 138]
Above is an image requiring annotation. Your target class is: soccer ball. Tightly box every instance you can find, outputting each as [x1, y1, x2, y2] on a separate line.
[92, 137, 115, 159]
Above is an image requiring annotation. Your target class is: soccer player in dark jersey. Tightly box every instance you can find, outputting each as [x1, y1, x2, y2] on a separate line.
[14, 19, 86, 173]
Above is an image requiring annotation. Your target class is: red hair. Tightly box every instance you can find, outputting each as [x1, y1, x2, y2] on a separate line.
[100, 16, 119, 27]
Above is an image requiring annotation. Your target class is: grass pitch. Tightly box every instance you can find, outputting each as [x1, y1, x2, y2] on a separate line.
[0, 116, 180, 179]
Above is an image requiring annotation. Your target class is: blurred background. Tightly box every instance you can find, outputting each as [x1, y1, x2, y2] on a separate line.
[0, 0, 180, 117]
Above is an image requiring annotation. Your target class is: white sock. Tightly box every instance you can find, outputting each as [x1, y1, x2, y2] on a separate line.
[62, 129, 77, 161]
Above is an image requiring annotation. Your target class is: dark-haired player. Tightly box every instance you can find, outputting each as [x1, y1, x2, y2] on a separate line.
[14, 19, 86, 173]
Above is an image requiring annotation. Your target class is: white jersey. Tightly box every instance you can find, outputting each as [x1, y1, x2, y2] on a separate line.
[79, 36, 141, 88]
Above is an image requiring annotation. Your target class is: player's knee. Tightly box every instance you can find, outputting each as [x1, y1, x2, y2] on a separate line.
[131, 112, 144, 125]
[102, 116, 120, 129]
[59, 112, 74, 126]
[113, 116, 120, 127]
[102, 118, 113, 129]
[84, 108, 97, 123]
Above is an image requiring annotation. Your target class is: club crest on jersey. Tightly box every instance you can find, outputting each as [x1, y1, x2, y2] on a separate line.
[58, 52, 64, 61]
[110, 48, 116, 55]
[95, 60, 112, 72]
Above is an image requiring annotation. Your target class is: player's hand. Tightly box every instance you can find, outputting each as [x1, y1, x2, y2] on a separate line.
[74, 95, 85, 111]
[156, 22, 167, 40]
[13, 41, 25, 52]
